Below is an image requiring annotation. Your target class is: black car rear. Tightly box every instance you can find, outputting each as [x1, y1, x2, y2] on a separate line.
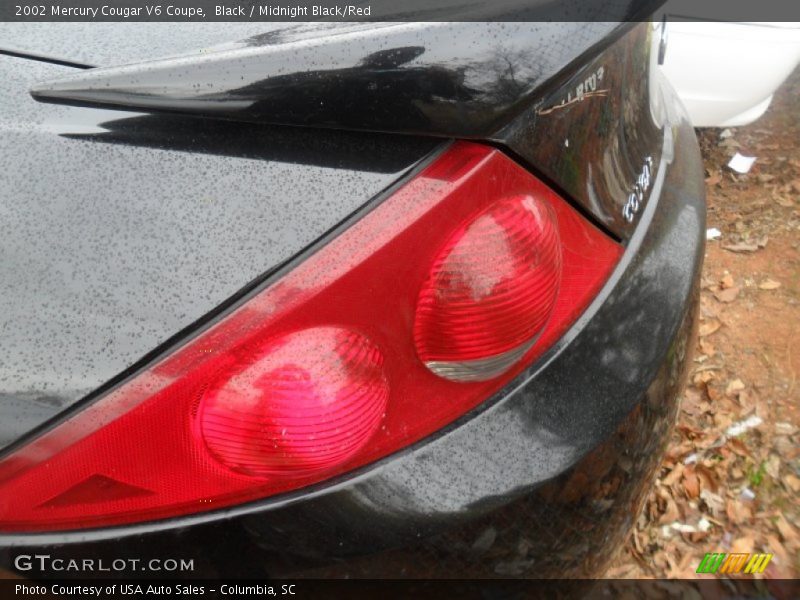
[0, 17, 704, 580]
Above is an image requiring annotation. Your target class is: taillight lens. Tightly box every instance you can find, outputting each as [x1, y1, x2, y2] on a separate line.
[199, 327, 389, 479]
[414, 194, 562, 381]
[0, 142, 622, 532]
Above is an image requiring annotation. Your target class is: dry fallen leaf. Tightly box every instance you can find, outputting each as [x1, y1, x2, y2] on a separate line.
[699, 320, 722, 337]
[653, 551, 670, 572]
[727, 499, 753, 522]
[765, 534, 791, 576]
[765, 454, 781, 479]
[659, 495, 681, 525]
[681, 388, 706, 417]
[725, 379, 745, 397]
[699, 338, 716, 357]
[685, 530, 711, 544]
[714, 286, 741, 303]
[775, 515, 797, 543]
[700, 489, 725, 517]
[714, 286, 742, 303]
[695, 464, 720, 492]
[758, 279, 782, 290]
[700, 298, 720, 319]
[775, 422, 798, 436]
[683, 470, 700, 499]
[693, 369, 717, 387]
[723, 242, 759, 253]
[784, 474, 800, 493]
[731, 536, 756, 554]
[604, 564, 637, 578]
[670, 553, 697, 579]
[727, 437, 751, 457]
[720, 273, 735, 289]
[662, 463, 685, 487]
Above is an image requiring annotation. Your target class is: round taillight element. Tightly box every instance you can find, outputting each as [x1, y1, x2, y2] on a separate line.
[198, 327, 388, 478]
[414, 194, 562, 381]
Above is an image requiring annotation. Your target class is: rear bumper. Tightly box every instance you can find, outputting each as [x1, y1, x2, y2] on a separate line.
[0, 116, 705, 579]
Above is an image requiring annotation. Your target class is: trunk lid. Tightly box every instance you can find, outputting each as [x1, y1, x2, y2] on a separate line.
[0, 54, 438, 450]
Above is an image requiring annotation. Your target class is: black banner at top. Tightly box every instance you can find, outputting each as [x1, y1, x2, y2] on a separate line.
[1, 0, 800, 22]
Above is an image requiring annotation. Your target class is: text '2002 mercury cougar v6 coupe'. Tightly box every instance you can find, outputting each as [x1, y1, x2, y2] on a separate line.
[0, 9, 705, 579]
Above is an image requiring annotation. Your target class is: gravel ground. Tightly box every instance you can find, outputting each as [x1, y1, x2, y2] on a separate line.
[607, 68, 800, 581]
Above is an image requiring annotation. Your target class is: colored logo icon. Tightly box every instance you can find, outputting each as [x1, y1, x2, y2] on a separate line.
[696, 553, 773, 575]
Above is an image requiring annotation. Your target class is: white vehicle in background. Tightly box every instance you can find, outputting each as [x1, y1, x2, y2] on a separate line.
[659, 20, 800, 127]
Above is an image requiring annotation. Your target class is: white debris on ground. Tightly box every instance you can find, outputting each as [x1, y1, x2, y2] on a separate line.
[727, 152, 757, 174]
[725, 415, 764, 438]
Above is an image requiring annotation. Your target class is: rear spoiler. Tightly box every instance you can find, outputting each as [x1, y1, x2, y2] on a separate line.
[29, 18, 648, 138]
[29, 9, 668, 241]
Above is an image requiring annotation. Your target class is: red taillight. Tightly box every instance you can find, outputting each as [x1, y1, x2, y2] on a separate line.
[414, 194, 561, 381]
[0, 142, 622, 532]
[198, 327, 388, 478]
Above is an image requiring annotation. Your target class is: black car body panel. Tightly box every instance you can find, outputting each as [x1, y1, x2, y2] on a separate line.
[0, 16, 705, 580]
[500, 23, 666, 236]
[24, 21, 657, 238]
[27, 22, 624, 140]
[0, 112, 703, 577]
[1, 21, 667, 450]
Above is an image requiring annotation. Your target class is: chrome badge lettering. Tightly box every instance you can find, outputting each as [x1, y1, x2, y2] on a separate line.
[623, 156, 654, 222]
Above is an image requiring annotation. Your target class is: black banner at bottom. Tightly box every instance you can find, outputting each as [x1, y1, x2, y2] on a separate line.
[2, 579, 799, 600]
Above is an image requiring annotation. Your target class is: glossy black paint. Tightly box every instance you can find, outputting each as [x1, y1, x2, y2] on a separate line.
[500, 23, 666, 236]
[27, 22, 621, 139]
[0, 110, 705, 577]
[23, 21, 658, 238]
[1, 20, 669, 451]
[0, 18, 706, 579]
[0, 54, 439, 451]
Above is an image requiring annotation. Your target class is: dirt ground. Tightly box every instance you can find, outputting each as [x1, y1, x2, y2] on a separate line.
[608, 69, 800, 579]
